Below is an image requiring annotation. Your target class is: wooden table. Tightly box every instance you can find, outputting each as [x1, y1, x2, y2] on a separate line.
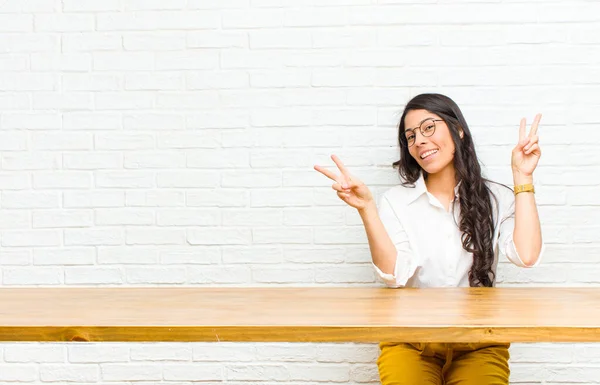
[0, 287, 599, 343]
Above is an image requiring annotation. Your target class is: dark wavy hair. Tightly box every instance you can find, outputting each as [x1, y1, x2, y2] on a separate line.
[393, 93, 499, 287]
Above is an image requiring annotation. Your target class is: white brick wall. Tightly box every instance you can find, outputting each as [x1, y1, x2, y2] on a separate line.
[0, 0, 598, 383]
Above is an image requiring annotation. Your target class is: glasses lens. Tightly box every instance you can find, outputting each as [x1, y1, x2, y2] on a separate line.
[420, 119, 436, 137]
[405, 129, 415, 147]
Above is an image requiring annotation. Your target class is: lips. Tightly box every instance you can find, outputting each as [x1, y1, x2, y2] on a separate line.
[419, 148, 439, 160]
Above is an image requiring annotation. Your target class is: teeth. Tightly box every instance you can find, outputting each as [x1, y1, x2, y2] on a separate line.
[420, 149, 438, 159]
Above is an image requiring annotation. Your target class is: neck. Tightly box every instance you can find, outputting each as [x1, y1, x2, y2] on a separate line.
[424, 165, 458, 197]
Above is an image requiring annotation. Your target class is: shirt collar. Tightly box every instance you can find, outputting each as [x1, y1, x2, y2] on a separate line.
[406, 171, 462, 205]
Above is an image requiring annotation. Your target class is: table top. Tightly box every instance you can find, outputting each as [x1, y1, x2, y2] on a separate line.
[0, 287, 599, 343]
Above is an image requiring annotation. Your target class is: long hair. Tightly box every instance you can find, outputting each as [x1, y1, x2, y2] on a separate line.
[392, 93, 498, 287]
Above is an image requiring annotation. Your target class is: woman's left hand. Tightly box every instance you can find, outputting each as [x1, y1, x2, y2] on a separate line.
[512, 113, 542, 177]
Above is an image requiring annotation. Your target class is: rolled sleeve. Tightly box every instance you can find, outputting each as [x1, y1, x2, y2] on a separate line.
[373, 194, 420, 287]
[498, 192, 545, 268]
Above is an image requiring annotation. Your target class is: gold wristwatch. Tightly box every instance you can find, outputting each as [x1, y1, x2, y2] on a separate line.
[514, 183, 535, 195]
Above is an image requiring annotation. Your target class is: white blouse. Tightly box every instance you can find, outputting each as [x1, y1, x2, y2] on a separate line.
[373, 173, 544, 288]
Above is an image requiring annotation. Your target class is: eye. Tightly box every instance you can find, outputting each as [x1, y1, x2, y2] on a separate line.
[405, 133, 415, 141]
[423, 123, 435, 132]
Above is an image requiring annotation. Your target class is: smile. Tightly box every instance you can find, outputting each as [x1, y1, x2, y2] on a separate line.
[420, 149, 439, 160]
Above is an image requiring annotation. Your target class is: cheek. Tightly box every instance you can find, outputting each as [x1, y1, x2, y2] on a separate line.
[433, 132, 455, 153]
[408, 147, 419, 161]
[446, 137, 456, 154]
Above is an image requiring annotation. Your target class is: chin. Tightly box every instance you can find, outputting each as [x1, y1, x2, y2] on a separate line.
[419, 163, 441, 174]
[419, 161, 448, 175]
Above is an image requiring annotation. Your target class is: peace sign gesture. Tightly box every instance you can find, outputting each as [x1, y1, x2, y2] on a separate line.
[314, 154, 374, 211]
[512, 113, 542, 177]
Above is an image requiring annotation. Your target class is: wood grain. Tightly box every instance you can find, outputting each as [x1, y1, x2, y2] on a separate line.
[0, 287, 599, 343]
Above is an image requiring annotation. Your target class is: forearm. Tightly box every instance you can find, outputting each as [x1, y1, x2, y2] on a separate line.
[512, 173, 543, 266]
[358, 202, 397, 275]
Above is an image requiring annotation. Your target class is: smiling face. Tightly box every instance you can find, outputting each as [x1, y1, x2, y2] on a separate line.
[404, 109, 457, 175]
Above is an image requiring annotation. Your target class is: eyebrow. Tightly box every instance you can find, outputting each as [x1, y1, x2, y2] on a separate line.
[405, 117, 437, 132]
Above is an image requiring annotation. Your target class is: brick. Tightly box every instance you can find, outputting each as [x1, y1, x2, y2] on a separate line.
[187, 149, 249, 169]
[97, 11, 220, 31]
[31, 53, 91, 71]
[63, 113, 122, 130]
[33, 209, 93, 228]
[1, 230, 61, 247]
[40, 364, 99, 382]
[157, 171, 219, 188]
[35, 14, 95, 31]
[288, 363, 350, 382]
[0, 14, 33, 32]
[63, 152, 122, 170]
[124, 151, 186, 169]
[2, 111, 62, 130]
[225, 364, 289, 381]
[0, 365, 38, 381]
[157, 209, 220, 226]
[95, 171, 155, 188]
[126, 190, 185, 207]
[187, 266, 251, 284]
[125, 73, 184, 90]
[125, 227, 186, 245]
[252, 266, 314, 284]
[95, 208, 155, 226]
[3, 267, 62, 285]
[159, 247, 220, 265]
[125, 266, 186, 284]
[163, 364, 222, 381]
[65, 267, 123, 284]
[100, 364, 162, 381]
[0, 250, 31, 265]
[62, 0, 121, 11]
[130, 345, 192, 361]
[62, 33, 122, 52]
[2, 191, 60, 209]
[222, 246, 281, 264]
[0, 211, 30, 229]
[187, 228, 251, 245]
[34, 247, 96, 266]
[64, 191, 125, 208]
[64, 228, 123, 246]
[4, 345, 66, 363]
[68, 345, 129, 363]
[95, 133, 155, 150]
[94, 92, 154, 110]
[33, 171, 92, 189]
[98, 246, 159, 265]
[32, 132, 92, 150]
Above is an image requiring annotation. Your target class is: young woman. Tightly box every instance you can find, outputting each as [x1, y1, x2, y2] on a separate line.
[314, 93, 544, 385]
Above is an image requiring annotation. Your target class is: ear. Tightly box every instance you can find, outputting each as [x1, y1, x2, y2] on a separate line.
[459, 129, 464, 139]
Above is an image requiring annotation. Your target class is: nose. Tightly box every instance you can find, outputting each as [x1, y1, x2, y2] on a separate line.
[414, 129, 428, 145]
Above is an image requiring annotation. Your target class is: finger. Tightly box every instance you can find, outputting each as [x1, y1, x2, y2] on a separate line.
[331, 154, 350, 179]
[529, 113, 542, 138]
[314, 165, 340, 183]
[344, 175, 357, 189]
[519, 117, 526, 142]
[523, 135, 538, 151]
[516, 136, 530, 151]
[336, 191, 350, 201]
[525, 143, 540, 155]
[331, 182, 345, 192]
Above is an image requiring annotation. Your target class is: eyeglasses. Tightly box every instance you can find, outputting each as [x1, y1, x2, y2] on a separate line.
[403, 118, 444, 147]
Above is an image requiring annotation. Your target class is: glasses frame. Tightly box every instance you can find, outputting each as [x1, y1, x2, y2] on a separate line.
[403, 118, 444, 147]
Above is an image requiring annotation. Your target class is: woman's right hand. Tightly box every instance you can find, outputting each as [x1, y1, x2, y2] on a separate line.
[314, 154, 375, 212]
